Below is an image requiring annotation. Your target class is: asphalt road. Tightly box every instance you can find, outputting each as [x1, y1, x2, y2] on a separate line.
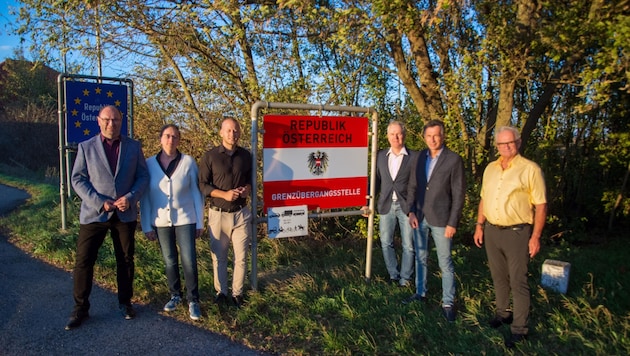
[0, 183, 266, 355]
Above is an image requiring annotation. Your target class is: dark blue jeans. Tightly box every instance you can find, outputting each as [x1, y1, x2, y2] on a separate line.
[73, 213, 135, 312]
[414, 218, 456, 305]
[156, 224, 199, 302]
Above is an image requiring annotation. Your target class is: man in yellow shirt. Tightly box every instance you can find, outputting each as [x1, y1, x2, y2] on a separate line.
[473, 126, 547, 348]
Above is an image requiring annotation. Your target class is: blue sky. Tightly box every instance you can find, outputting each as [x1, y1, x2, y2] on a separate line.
[0, 0, 26, 62]
[0, 1, 124, 77]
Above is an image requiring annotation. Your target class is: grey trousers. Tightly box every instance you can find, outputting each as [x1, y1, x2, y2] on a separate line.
[484, 223, 532, 335]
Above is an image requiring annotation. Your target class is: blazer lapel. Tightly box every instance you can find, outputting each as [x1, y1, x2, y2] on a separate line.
[399, 153, 409, 174]
[389, 148, 410, 182]
[430, 148, 450, 180]
[114, 137, 129, 178]
[94, 136, 116, 178]
[419, 150, 429, 184]
[380, 151, 394, 182]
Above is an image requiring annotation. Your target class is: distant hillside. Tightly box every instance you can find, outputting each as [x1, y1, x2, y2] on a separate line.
[0, 59, 59, 172]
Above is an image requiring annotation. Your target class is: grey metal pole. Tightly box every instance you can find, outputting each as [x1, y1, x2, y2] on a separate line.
[364, 111, 379, 282]
[249, 100, 267, 291]
[57, 74, 67, 230]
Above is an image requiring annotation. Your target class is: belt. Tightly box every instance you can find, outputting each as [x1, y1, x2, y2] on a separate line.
[486, 222, 530, 231]
[210, 205, 243, 213]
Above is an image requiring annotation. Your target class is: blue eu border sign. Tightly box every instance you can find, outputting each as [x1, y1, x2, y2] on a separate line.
[65, 80, 128, 144]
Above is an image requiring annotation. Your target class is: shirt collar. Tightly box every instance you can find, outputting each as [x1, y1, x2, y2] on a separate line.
[426, 146, 444, 159]
[100, 134, 120, 145]
[498, 153, 522, 168]
[220, 144, 238, 156]
[387, 146, 408, 156]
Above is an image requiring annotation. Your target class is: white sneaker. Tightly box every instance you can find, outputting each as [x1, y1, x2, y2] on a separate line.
[189, 301, 201, 321]
[163, 295, 181, 312]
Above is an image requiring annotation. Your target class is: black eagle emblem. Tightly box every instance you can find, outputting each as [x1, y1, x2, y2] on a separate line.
[307, 151, 329, 176]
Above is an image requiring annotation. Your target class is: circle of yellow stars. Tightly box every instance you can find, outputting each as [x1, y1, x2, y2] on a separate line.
[71, 86, 124, 136]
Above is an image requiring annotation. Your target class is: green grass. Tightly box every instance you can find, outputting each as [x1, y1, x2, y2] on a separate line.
[1, 171, 629, 355]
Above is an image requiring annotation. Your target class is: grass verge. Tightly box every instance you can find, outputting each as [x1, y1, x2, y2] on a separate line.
[1, 173, 629, 355]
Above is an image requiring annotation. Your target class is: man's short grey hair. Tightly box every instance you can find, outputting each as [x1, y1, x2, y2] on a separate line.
[388, 120, 406, 135]
[495, 126, 521, 143]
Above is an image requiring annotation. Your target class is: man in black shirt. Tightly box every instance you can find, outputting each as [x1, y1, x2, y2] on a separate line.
[199, 118, 253, 307]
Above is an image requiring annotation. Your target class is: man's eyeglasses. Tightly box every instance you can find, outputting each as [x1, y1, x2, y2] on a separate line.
[496, 140, 518, 147]
[98, 117, 121, 124]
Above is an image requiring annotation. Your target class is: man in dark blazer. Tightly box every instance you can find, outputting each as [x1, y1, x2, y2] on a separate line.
[371, 121, 417, 286]
[65, 105, 149, 330]
[404, 120, 465, 322]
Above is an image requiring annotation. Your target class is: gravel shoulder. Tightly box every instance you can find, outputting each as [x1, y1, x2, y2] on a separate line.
[0, 183, 266, 356]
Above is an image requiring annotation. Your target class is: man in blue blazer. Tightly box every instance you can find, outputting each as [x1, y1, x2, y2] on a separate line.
[65, 105, 149, 330]
[372, 121, 417, 286]
[405, 120, 465, 322]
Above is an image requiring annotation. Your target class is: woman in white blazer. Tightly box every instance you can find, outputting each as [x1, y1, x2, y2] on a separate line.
[140, 124, 204, 321]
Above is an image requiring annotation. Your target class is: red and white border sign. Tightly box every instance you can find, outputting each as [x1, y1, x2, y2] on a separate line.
[263, 114, 368, 210]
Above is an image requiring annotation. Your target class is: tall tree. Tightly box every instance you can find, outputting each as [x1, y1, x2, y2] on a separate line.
[11, 0, 630, 229]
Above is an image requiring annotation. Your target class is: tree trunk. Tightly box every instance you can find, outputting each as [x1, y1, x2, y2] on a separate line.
[407, 26, 445, 121]
[387, 33, 432, 121]
[496, 77, 516, 130]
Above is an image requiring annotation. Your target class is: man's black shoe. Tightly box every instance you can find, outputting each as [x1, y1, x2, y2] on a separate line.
[442, 305, 456, 322]
[119, 304, 136, 320]
[505, 333, 527, 348]
[488, 313, 513, 328]
[65, 311, 89, 330]
[401, 293, 426, 305]
[214, 293, 228, 304]
[232, 295, 244, 308]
